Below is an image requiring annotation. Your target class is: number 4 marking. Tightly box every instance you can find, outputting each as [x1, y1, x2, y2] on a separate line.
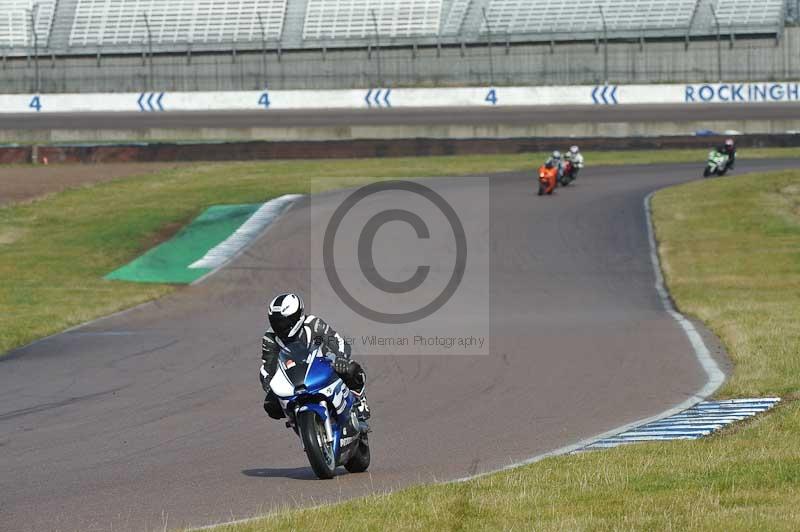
[258, 92, 270, 109]
[485, 89, 497, 105]
[29, 96, 42, 112]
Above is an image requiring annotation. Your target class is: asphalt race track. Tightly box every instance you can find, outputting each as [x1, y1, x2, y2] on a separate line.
[2, 103, 800, 130]
[2, 159, 798, 531]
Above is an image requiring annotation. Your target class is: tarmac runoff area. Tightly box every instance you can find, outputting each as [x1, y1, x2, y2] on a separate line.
[1, 158, 799, 531]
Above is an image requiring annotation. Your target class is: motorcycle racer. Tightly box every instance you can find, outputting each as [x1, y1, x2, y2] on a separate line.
[260, 293, 370, 422]
[717, 138, 736, 169]
[545, 150, 564, 180]
[564, 145, 584, 178]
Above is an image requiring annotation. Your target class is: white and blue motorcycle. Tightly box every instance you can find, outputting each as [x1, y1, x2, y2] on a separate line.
[269, 340, 370, 479]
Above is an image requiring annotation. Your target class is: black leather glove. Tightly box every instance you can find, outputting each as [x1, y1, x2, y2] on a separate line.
[334, 356, 352, 375]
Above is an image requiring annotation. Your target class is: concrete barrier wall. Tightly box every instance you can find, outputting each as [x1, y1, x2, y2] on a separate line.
[4, 120, 800, 144]
[3, 81, 800, 113]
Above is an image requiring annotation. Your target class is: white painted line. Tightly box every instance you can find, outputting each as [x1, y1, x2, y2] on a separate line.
[639, 424, 727, 430]
[190, 194, 303, 270]
[621, 430, 713, 437]
[189, 194, 304, 286]
[643, 192, 728, 402]
[690, 411, 767, 416]
[693, 403, 776, 408]
[645, 419, 734, 426]
[447, 191, 728, 482]
[701, 398, 781, 404]
[674, 410, 762, 416]
[688, 409, 768, 414]
[627, 425, 719, 432]
[662, 418, 747, 423]
[595, 435, 701, 442]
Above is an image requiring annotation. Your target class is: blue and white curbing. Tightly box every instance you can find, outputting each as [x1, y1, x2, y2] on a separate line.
[580, 398, 781, 451]
[189, 194, 303, 276]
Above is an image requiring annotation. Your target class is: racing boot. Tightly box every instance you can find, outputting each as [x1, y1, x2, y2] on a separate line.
[351, 388, 371, 421]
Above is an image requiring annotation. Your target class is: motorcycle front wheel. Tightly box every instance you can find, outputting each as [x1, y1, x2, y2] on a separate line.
[298, 411, 336, 479]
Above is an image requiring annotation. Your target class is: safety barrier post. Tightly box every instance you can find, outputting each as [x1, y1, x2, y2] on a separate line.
[370, 9, 383, 87]
[143, 13, 154, 91]
[710, 3, 722, 82]
[28, 4, 40, 93]
[257, 14, 268, 88]
[481, 7, 495, 86]
[598, 5, 609, 84]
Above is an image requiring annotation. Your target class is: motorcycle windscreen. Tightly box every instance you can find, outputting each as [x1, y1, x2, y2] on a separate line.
[278, 340, 313, 388]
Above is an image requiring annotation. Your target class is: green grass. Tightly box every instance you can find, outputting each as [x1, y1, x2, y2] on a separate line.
[8, 147, 797, 355]
[654, 171, 800, 398]
[193, 168, 800, 531]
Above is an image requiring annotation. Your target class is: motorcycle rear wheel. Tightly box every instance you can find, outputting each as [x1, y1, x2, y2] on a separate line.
[298, 411, 336, 479]
[344, 433, 371, 473]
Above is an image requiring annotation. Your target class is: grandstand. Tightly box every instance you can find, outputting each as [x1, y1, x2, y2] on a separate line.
[302, 0, 442, 40]
[0, 0, 796, 93]
[483, 0, 699, 36]
[0, 0, 56, 47]
[0, 0, 791, 54]
[69, 0, 288, 46]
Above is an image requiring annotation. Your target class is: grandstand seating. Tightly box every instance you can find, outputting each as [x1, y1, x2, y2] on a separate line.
[716, 0, 785, 29]
[68, 0, 287, 46]
[1, 0, 790, 53]
[302, 0, 442, 40]
[482, 0, 698, 35]
[441, 0, 470, 35]
[0, 0, 57, 47]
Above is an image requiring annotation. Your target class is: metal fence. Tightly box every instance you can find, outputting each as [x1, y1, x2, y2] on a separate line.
[2, 26, 800, 93]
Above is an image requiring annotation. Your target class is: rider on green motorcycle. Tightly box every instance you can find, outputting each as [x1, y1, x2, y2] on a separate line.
[716, 138, 736, 170]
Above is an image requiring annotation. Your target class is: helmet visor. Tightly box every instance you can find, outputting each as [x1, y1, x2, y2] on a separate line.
[269, 312, 302, 340]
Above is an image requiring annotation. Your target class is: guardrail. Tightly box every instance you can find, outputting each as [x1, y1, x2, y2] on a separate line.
[1, 82, 799, 114]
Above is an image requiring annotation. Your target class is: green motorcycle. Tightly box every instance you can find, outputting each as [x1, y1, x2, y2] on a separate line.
[703, 150, 730, 178]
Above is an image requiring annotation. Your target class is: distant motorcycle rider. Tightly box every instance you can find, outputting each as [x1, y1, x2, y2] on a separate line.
[545, 150, 564, 180]
[717, 138, 737, 169]
[563, 145, 584, 179]
[259, 293, 370, 421]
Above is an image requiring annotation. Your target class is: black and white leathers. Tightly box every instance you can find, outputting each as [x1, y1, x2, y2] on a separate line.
[259, 314, 350, 391]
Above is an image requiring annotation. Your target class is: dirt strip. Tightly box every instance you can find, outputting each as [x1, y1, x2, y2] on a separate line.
[0, 163, 184, 205]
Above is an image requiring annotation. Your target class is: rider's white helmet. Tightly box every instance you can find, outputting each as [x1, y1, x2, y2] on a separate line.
[570, 145, 579, 155]
[552, 150, 561, 159]
[268, 293, 305, 341]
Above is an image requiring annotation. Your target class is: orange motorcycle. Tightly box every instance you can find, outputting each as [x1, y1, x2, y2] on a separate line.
[538, 163, 558, 196]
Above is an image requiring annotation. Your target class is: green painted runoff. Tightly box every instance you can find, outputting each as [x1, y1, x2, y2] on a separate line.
[105, 203, 261, 284]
